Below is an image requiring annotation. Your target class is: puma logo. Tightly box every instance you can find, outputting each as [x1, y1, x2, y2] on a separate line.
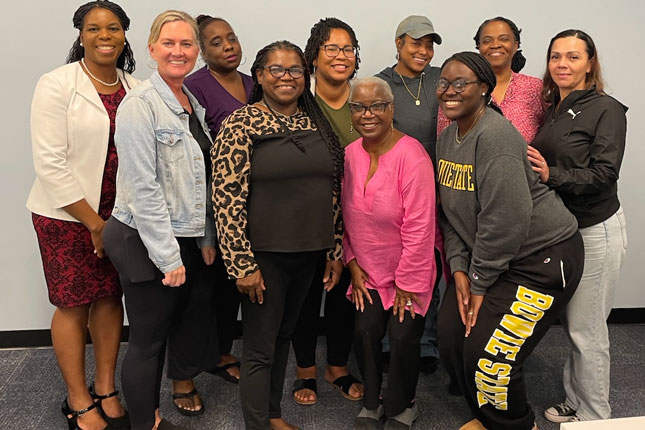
[567, 109, 582, 119]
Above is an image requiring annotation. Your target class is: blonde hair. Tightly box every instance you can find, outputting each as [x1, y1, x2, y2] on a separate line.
[148, 10, 198, 45]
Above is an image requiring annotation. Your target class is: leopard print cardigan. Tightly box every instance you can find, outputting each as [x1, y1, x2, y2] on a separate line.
[211, 104, 343, 279]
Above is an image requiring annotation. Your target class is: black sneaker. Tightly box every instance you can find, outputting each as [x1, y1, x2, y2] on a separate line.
[544, 403, 577, 423]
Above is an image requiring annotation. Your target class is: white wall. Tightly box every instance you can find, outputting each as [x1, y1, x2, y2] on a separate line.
[3, 0, 643, 330]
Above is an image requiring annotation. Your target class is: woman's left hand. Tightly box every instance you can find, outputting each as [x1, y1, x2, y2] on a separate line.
[465, 293, 485, 337]
[323, 260, 343, 292]
[527, 145, 550, 183]
[393, 286, 421, 323]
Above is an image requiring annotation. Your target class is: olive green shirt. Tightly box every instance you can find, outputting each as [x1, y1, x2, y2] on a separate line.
[315, 94, 357, 148]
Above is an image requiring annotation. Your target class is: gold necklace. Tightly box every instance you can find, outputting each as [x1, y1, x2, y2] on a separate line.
[456, 107, 486, 144]
[395, 69, 423, 106]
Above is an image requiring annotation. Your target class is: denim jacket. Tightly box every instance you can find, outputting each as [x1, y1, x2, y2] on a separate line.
[113, 71, 214, 273]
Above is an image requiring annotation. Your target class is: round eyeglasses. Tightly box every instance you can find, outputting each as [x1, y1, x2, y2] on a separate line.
[435, 78, 482, 93]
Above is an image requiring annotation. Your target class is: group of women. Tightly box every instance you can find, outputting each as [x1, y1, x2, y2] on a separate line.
[27, 1, 628, 430]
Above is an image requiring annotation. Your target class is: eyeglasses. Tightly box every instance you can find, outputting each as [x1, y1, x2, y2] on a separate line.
[320, 44, 357, 58]
[435, 78, 482, 93]
[348, 102, 391, 115]
[264, 65, 305, 79]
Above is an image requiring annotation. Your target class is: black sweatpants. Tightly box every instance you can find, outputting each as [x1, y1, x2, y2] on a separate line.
[438, 232, 584, 430]
[291, 262, 355, 368]
[354, 289, 426, 417]
[239, 250, 323, 430]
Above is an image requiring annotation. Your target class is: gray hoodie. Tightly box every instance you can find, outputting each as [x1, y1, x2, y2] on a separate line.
[376, 65, 441, 164]
[436, 108, 578, 295]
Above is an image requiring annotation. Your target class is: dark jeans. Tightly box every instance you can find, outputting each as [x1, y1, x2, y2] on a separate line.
[354, 289, 426, 417]
[291, 263, 354, 368]
[438, 232, 584, 430]
[239, 250, 323, 430]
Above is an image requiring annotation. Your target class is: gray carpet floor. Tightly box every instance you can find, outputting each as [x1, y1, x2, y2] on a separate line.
[1, 324, 644, 429]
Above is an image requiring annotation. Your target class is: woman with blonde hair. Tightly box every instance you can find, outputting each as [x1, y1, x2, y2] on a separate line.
[103, 10, 211, 430]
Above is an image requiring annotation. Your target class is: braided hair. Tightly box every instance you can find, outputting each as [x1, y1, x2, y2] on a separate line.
[66, 0, 135, 74]
[250, 40, 344, 192]
[441, 51, 504, 116]
[474, 17, 526, 73]
[304, 17, 360, 78]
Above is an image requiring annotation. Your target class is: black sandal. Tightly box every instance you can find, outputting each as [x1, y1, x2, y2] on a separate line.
[292, 378, 317, 405]
[209, 361, 241, 384]
[89, 384, 130, 429]
[61, 398, 104, 430]
[329, 374, 363, 401]
[172, 388, 205, 416]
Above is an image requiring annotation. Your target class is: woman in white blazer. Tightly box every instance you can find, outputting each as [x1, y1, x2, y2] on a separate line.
[26, 2, 137, 429]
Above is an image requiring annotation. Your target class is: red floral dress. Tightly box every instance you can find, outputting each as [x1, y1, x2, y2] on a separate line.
[32, 87, 126, 307]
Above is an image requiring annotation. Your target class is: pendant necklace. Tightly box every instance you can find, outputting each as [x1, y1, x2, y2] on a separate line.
[396, 69, 423, 106]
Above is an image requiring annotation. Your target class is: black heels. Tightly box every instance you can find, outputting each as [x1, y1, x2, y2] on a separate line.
[89, 384, 131, 430]
[61, 398, 103, 430]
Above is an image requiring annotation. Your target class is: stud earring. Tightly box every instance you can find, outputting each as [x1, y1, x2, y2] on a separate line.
[80, 42, 83, 47]
[482, 92, 486, 96]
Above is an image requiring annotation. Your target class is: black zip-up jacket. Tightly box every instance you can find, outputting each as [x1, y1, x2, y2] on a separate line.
[532, 87, 627, 228]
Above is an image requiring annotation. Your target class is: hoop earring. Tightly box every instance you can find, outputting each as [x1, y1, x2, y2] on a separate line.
[395, 52, 399, 61]
[391, 121, 394, 130]
[240, 53, 247, 66]
[147, 58, 158, 70]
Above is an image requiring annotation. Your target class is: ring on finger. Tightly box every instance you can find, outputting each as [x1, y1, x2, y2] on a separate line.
[468, 311, 474, 315]
[406, 300, 413, 306]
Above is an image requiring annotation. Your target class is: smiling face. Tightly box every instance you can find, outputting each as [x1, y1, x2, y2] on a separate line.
[149, 20, 199, 83]
[477, 20, 518, 72]
[202, 20, 242, 73]
[256, 49, 306, 112]
[437, 60, 487, 124]
[313, 28, 356, 84]
[350, 83, 394, 142]
[79, 7, 126, 69]
[548, 36, 592, 99]
[396, 34, 434, 77]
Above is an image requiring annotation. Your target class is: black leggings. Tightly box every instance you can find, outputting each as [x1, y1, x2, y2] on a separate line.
[354, 289, 425, 417]
[291, 263, 355, 368]
[239, 250, 323, 430]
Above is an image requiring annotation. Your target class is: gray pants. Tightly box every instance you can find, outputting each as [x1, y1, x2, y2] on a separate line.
[561, 208, 628, 420]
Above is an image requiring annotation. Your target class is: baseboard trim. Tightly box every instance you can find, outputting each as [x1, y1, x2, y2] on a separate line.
[1, 308, 643, 349]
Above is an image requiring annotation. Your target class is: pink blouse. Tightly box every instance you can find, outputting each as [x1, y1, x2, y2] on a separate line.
[437, 72, 546, 143]
[342, 135, 437, 315]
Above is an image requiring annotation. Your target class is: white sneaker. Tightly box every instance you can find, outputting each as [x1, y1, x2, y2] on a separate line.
[544, 403, 577, 423]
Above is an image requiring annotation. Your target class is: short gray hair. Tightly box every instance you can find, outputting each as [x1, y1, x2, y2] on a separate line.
[349, 76, 394, 102]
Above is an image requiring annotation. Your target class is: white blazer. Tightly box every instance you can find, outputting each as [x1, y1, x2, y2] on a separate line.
[27, 62, 139, 221]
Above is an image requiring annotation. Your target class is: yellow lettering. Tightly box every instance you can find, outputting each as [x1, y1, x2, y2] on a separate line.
[477, 359, 511, 377]
[492, 329, 525, 347]
[476, 371, 510, 386]
[516, 285, 554, 311]
[500, 314, 536, 339]
[467, 165, 475, 191]
[510, 302, 544, 322]
[484, 337, 521, 361]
